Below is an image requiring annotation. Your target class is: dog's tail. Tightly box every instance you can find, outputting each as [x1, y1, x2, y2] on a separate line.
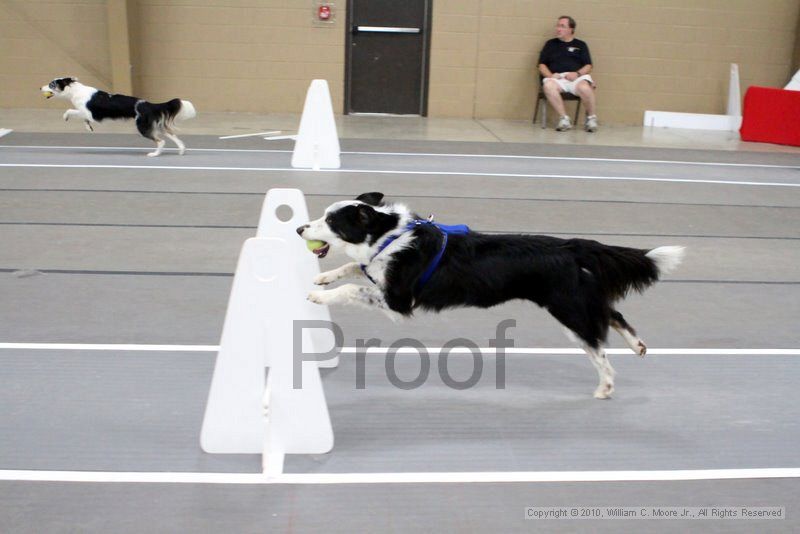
[646, 246, 685, 276]
[175, 99, 196, 122]
[134, 98, 196, 139]
[578, 242, 685, 301]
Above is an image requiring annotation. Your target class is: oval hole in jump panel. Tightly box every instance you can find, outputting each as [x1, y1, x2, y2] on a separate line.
[275, 204, 294, 223]
[246, 239, 287, 283]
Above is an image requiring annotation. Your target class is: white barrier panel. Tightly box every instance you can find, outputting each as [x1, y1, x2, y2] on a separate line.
[643, 111, 742, 131]
[291, 79, 341, 170]
[257, 188, 338, 368]
[644, 63, 742, 131]
[200, 237, 334, 474]
[786, 69, 800, 91]
[727, 63, 741, 117]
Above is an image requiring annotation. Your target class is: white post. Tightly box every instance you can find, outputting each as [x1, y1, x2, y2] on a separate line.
[291, 80, 341, 169]
[256, 188, 338, 368]
[200, 235, 335, 470]
[727, 63, 741, 117]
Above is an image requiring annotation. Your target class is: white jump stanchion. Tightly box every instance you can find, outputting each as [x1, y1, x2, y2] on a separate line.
[786, 68, 800, 90]
[257, 188, 338, 369]
[291, 79, 340, 170]
[200, 235, 335, 475]
[727, 63, 741, 117]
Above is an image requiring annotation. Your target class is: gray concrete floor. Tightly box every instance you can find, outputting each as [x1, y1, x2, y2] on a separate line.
[1, 114, 799, 532]
[4, 106, 800, 153]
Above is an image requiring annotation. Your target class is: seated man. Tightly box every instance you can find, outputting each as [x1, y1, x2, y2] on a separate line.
[538, 15, 598, 132]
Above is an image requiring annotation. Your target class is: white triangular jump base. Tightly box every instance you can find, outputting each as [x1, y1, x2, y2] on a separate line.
[201, 189, 338, 475]
[291, 79, 341, 170]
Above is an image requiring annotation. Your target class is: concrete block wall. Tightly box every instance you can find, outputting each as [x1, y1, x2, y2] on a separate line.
[2, 0, 798, 125]
[0, 0, 112, 107]
[430, 0, 800, 123]
[129, 0, 345, 111]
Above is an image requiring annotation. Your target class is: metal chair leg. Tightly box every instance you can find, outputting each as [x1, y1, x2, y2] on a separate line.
[541, 100, 547, 129]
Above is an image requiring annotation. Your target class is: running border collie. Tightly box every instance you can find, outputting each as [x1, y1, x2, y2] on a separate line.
[40, 77, 196, 157]
[297, 192, 685, 399]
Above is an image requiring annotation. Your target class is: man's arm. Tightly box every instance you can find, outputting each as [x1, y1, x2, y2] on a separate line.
[538, 63, 555, 79]
[537, 41, 553, 79]
[564, 64, 592, 81]
[566, 41, 594, 80]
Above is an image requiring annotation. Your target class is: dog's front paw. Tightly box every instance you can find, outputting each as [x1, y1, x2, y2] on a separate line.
[314, 272, 337, 286]
[307, 290, 330, 305]
[63, 111, 70, 121]
[593, 383, 614, 399]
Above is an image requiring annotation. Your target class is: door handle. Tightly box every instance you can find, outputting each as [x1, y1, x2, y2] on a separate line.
[352, 26, 421, 34]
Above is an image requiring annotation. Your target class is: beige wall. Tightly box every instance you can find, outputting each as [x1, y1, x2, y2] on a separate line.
[129, 0, 344, 111]
[0, 0, 112, 107]
[2, 0, 798, 125]
[430, 0, 800, 123]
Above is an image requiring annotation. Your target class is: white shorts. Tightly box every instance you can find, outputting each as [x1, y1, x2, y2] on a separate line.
[545, 74, 595, 96]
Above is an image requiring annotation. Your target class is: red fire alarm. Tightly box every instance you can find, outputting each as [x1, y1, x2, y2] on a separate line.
[312, 1, 334, 25]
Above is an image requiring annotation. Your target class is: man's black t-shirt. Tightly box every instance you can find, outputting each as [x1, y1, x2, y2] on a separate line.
[538, 38, 592, 73]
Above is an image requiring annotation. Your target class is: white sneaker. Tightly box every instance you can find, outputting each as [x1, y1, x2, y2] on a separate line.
[556, 115, 572, 131]
[585, 115, 598, 132]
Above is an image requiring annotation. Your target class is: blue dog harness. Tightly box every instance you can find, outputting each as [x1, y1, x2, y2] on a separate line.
[361, 218, 470, 290]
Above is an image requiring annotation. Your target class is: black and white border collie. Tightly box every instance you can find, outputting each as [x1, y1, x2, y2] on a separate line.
[297, 192, 685, 399]
[40, 77, 196, 157]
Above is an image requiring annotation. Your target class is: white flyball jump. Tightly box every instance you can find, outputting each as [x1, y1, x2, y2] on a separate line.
[201, 189, 338, 476]
[643, 63, 742, 131]
[291, 79, 341, 170]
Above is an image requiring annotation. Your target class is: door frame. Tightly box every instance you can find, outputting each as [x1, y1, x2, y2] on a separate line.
[343, 0, 432, 116]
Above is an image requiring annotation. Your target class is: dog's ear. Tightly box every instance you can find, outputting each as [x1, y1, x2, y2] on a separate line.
[357, 204, 375, 225]
[355, 192, 384, 206]
[56, 78, 75, 91]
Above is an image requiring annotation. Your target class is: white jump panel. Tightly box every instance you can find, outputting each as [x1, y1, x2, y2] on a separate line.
[202, 189, 338, 474]
[291, 80, 341, 169]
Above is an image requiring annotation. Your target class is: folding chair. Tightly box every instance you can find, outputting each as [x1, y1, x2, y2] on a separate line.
[532, 77, 582, 129]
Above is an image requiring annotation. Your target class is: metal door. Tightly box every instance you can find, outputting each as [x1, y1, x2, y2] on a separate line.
[345, 0, 431, 115]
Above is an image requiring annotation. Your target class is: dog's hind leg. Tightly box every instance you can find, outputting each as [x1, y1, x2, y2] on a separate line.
[610, 310, 647, 356]
[164, 132, 185, 155]
[547, 297, 615, 398]
[147, 138, 166, 157]
[584, 344, 616, 399]
[136, 113, 165, 157]
[314, 262, 364, 286]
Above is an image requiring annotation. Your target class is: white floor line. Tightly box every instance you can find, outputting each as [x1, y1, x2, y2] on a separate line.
[0, 342, 798, 355]
[1, 163, 797, 189]
[344, 150, 800, 170]
[0, 468, 798, 485]
[1, 144, 797, 170]
[217, 131, 280, 139]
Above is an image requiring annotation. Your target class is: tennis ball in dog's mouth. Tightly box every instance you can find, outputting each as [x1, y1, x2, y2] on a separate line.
[42, 90, 54, 98]
[306, 240, 326, 252]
